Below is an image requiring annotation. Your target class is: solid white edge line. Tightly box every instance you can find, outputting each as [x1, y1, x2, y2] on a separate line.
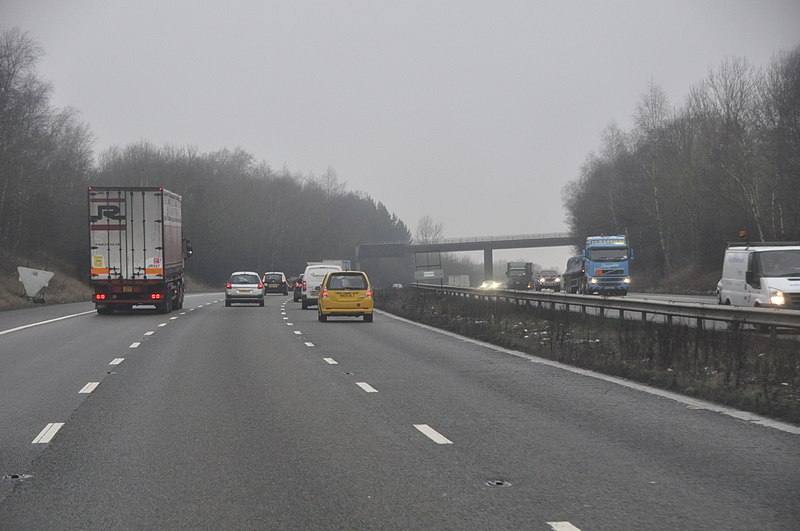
[547, 523, 582, 531]
[0, 310, 96, 336]
[129, 342, 140, 348]
[377, 310, 800, 436]
[323, 358, 338, 364]
[305, 342, 315, 347]
[32, 422, 65, 444]
[109, 358, 124, 365]
[414, 424, 452, 444]
[356, 382, 379, 393]
[79, 382, 100, 394]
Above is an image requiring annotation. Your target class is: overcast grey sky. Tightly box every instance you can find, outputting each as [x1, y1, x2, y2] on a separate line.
[3, 0, 799, 269]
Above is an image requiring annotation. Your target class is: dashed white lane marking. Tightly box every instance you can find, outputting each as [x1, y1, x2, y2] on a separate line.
[189, 308, 195, 311]
[109, 358, 125, 365]
[286, 322, 294, 326]
[32, 423, 64, 444]
[305, 342, 315, 347]
[414, 424, 453, 445]
[323, 358, 338, 364]
[547, 523, 582, 531]
[379, 311, 800, 436]
[144, 331, 154, 336]
[129, 342, 140, 348]
[158, 323, 167, 327]
[169, 316, 179, 320]
[79, 382, 100, 394]
[282, 317, 288, 320]
[0, 310, 96, 336]
[180, 312, 186, 315]
[293, 331, 302, 335]
[356, 382, 379, 393]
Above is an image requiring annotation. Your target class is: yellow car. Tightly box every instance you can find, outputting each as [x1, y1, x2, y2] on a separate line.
[318, 271, 374, 322]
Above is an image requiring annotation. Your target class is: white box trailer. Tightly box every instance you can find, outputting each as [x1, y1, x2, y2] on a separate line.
[89, 186, 190, 314]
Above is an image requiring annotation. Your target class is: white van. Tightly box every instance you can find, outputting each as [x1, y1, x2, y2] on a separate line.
[718, 243, 800, 309]
[300, 264, 343, 309]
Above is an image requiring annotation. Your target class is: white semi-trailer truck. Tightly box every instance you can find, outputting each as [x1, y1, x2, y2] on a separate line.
[89, 186, 191, 314]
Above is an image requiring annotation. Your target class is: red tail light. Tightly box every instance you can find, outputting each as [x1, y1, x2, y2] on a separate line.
[365, 289, 373, 298]
[94, 293, 107, 301]
[150, 293, 163, 300]
[321, 290, 329, 298]
[281, 280, 286, 285]
[302, 281, 307, 288]
[226, 283, 232, 289]
[258, 283, 264, 289]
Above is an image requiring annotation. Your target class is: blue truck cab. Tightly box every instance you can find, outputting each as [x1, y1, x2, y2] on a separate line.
[563, 235, 632, 296]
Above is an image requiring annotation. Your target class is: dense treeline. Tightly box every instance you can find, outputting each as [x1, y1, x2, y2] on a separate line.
[563, 47, 800, 286]
[0, 28, 409, 285]
[0, 28, 93, 269]
[93, 144, 410, 282]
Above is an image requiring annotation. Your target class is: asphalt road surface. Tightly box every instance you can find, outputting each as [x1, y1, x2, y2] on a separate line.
[1, 293, 798, 530]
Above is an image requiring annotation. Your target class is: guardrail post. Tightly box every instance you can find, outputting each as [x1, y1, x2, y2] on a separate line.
[666, 315, 673, 326]
[640, 311, 645, 322]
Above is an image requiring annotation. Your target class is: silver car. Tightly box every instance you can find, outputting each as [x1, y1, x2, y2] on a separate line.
[225, 271, 264, 307]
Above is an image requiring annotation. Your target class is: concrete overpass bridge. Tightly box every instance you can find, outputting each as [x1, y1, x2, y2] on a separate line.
[356, 232, 579, 280]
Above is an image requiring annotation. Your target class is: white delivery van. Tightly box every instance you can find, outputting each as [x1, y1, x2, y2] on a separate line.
[718, 242, 800, 309]
[301, 264, 343, 309]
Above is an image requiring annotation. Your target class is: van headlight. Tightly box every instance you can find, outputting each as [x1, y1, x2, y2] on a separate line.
[590, 277, 597, 284]
[624, 277, 631, 284]
[770, 290, 785, 305]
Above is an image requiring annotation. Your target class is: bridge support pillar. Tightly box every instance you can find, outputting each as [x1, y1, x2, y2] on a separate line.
[484, 249, 493, 280]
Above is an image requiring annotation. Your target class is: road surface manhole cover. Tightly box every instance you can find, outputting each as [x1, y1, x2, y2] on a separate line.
[3, 474, 32, 481]
[485, 479, 511, 487]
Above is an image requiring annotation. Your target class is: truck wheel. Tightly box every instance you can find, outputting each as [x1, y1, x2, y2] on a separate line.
[157, 296, 172, 314]
[96, 306, 113, 315]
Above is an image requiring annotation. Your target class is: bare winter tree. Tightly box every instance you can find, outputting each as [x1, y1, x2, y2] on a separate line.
[414, 215, 444, 244]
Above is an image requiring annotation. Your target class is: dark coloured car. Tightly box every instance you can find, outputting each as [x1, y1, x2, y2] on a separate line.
[293, 274, 304, 302]
[262, 271, 288, 295]
[534, 270, 562, 292]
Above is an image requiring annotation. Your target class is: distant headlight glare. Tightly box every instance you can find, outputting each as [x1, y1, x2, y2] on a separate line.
[590, 277, 597, 284]
[624, 277, 631, 284]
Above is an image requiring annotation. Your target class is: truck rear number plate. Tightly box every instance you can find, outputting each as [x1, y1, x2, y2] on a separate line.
[123, 286, 133, 292]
